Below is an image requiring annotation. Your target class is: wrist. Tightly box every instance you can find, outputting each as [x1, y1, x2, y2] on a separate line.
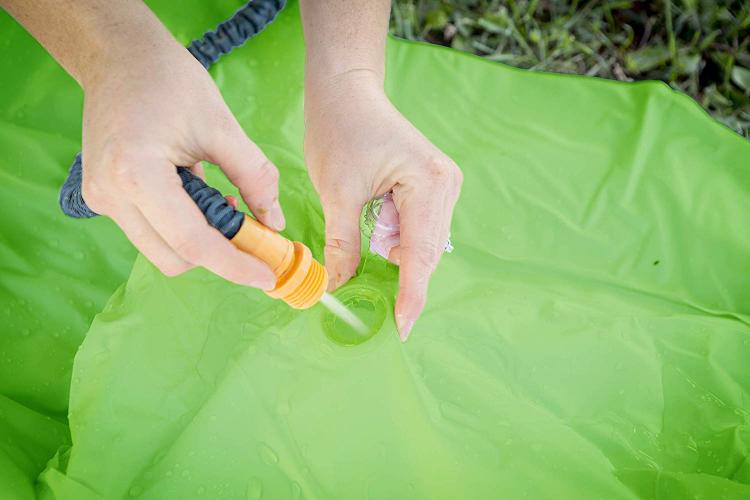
[74, 5, 183, 90]
[305, 67, 386, 113]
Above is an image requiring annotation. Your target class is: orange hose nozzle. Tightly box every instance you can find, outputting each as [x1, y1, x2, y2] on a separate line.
[230, 215, 327, 309]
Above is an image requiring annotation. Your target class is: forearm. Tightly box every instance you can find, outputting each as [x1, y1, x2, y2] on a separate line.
[299, 0, 390, 92]
[1, 0, 181, 88]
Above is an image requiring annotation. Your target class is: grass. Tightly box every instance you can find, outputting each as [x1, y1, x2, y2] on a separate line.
[390, 0, 750, 137]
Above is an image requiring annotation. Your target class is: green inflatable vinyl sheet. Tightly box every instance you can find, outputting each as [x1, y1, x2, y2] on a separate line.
[2, 1, 750, 498]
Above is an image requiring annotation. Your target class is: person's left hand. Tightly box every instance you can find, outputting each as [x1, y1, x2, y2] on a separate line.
[304, 70, 462, 341]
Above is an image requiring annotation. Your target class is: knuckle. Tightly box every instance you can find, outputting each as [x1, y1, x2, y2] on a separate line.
[103, 145, 141, 192]
[237, 160, 280, 210]
[411, 242, 441, 272]
[212, 113, 245, 146]
[172, 236, 206, 264]
[449, 164, 463, 199]
[111, 160, 134, 186]
[253, 159, 280, 187]
[159, 261, 191, 277]
[451, 164, 464, 189]
[325, 237, 358, 255]
[423, 157, 452, 182]
[80, 175, 108, 213]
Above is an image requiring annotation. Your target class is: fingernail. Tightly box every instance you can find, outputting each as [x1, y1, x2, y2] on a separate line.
[261, 281, 276, 291]
[270, 200, 285, 230]
[396, 314, 414, 343]
[257, 274, 277, 291]
[225, 195, 238, 209]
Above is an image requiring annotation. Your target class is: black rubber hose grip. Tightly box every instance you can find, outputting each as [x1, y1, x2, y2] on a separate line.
[176, 167, 244, 239]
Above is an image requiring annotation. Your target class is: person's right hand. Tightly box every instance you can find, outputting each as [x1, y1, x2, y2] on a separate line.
[80, 38, 284, 290]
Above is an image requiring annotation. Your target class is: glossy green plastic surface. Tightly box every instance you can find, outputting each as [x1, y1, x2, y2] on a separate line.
[2, 1, 750, 498]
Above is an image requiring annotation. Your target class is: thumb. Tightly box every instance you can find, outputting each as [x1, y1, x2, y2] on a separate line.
[207, 121, 285, 231]
[322, 200, 363, 291]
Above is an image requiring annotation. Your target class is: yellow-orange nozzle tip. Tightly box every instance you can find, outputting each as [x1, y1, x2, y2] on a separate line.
[266, 242, 327, 309]
[230, 215, 327, 309]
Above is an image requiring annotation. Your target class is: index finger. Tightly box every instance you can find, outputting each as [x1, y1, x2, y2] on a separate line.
[206, 119, 286, 231]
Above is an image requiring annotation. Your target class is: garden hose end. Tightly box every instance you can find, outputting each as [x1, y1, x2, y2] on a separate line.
[231, 215, 327, 309]
[175, 166, 326, 309]
[230, 215, 328, 309]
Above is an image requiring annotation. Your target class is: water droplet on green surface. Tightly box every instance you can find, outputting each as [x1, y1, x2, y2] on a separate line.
[259, 443, 278, 465]
[291, 482, 301, 500]
[246, 477, 263, 500]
